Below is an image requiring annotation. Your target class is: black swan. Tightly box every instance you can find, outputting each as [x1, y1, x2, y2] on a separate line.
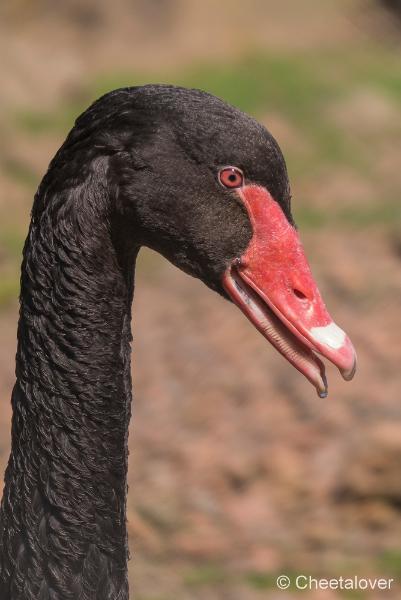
[0, 85, 356, 599]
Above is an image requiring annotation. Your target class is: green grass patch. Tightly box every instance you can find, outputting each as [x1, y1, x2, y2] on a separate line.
[339, 590, 368, 600]
[342, 47, 401, 105]
[184, 564, 228, 587]
[136, 248, 166, 282]
[245, 571, 279, 590]
[2, 158, 38, 188]
[0, 275, 20, 308]
[335, 202, 401, 227]
[0, 228, 25, 259]
[184, 566, 307, 592]
[295, 206, 330, 229]
[377, 549, 401, 578]
[13, 48, 400, 178]
[11, 53, 334, 133]
[12, 54, 350, 176]
[135, 504, 177, 534]
[294, 200, 401, 230]
[177, 53, 333, 119]
[136, 596, 175, 600]
[11, 46, 400, 240]
[14, 110, 60, 135]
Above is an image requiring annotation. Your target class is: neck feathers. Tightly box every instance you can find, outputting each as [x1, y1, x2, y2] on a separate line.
[0, 162, 136, 599]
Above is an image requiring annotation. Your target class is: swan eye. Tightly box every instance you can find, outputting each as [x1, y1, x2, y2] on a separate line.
[218, 166, 244, 189]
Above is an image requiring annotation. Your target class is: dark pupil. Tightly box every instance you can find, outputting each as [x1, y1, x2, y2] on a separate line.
[228, 173, 237, 182]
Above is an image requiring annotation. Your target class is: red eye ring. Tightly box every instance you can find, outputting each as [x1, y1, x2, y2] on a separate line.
[218, 166, 244, 189]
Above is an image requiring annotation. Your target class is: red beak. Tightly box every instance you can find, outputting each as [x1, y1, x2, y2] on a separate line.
[222, 185, 356, 397]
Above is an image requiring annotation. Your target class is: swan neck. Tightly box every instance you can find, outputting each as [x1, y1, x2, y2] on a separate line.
[0, 167, 137, 598]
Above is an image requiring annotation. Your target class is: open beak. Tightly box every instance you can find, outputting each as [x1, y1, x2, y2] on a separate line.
[222, 185, 356, 397]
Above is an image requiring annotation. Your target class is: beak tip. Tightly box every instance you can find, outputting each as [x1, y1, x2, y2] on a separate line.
[340, 355, 357, 381]
[315, 368, 328, 398]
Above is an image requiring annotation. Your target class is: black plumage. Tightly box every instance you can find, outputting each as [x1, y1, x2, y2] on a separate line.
[0, 85, 291, 599]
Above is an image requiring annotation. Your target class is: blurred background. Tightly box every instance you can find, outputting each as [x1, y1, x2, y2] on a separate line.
[0, 1, 400, 598]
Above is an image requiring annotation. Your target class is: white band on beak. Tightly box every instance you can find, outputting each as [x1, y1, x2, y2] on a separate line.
[310, 322, 346, 349]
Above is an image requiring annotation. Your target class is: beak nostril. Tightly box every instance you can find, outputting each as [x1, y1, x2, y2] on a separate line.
[293, 288, 307, 301]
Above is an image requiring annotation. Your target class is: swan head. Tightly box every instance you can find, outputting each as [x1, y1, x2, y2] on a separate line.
[71, 84, 357, 397]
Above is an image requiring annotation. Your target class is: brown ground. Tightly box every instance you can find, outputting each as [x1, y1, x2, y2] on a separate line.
[1, 2, 401, 599]
[1, 233, 400, 598]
